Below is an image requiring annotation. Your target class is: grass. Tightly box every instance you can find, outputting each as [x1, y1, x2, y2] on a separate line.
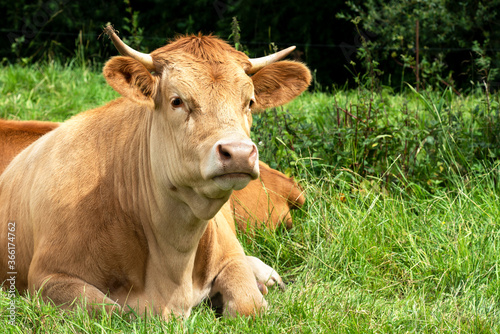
[1, 61, 500, 333]
[0, 61, 118, 121]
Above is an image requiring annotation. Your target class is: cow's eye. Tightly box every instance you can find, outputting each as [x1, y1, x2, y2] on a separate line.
[249, 98, 255, 108]
[171, 97, 184, 108]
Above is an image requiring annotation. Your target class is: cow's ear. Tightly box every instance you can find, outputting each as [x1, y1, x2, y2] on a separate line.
[251, 61, 311, 112]
[103, 56, 158, 107]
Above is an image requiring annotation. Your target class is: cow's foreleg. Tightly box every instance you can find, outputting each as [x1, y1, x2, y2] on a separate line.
[246, 255, 286, 290]
[29, 273, 120, 315]
[211, 257, 268, 317]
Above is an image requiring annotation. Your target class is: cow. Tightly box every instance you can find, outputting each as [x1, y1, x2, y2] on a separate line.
[0, 120, 305, 233]
[231, 161, 305, 232]
[0, 25, 311, 318]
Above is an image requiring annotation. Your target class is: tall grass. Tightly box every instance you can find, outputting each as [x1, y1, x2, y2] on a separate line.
[253, 84, 500, 192]
[1, 61, 499, 333]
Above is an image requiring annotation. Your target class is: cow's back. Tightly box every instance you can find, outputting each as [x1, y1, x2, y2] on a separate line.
[0, 120, 59, 173]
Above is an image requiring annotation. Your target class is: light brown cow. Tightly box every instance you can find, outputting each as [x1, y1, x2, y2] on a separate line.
[0, 120, 305, 233]
[231, 161, 305, 232]
[0, 26, 311, 318]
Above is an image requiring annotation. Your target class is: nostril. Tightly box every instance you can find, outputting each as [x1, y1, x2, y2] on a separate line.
[248, 144, 258, 164]
[250, 144, 257, 157]
[217, 144, 232, 160]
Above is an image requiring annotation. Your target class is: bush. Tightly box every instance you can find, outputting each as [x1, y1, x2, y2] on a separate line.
[337, 0, 500, 91]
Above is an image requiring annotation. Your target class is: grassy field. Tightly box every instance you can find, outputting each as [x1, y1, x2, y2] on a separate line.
[1, 61, 499, 333]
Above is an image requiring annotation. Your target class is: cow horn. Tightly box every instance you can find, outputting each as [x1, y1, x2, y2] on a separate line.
[246, 46, 296, 74]
[103, 24, 156, 72]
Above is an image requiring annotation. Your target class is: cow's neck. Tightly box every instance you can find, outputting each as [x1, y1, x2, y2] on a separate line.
[113, 102, 230, 282]
[144, 107, 230, 255]
[102, 100, 209, 285]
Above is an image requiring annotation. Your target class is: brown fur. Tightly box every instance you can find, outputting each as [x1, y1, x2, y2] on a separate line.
[0, 34, 311, 318]
[0, 120, 59, 173]
[232, 161, 305, 232]
[151, 34, 251, 71]
[252, 61, 313, 110]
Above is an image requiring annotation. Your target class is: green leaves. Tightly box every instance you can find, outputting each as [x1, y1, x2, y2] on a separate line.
[338, 0, 500, 90]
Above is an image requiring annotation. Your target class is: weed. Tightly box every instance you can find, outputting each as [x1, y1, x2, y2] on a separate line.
[122, 0, 144, 52]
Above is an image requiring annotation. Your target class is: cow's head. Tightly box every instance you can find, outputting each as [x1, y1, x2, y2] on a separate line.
[102, 25, 311, 220]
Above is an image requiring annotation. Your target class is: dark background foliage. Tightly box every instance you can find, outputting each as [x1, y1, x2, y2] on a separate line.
[1, 0, 499, 90]
[1, 0, 354, 86]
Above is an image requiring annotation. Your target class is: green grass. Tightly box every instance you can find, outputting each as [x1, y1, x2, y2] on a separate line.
[0, 61, 118, 121]
[1, 61, 500, 333]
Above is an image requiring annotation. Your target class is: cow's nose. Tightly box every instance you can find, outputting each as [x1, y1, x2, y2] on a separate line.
[217, 142, 258, 169]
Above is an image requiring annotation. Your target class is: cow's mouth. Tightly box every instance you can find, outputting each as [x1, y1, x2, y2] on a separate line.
[213, 173, 253, 191]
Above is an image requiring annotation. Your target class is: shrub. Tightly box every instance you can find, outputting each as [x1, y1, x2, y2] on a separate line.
[337, 0, 500, 91]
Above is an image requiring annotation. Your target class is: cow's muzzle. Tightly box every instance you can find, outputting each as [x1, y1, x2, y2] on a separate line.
[216, 141, 258, 173]
[205, 139, 259, 191]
